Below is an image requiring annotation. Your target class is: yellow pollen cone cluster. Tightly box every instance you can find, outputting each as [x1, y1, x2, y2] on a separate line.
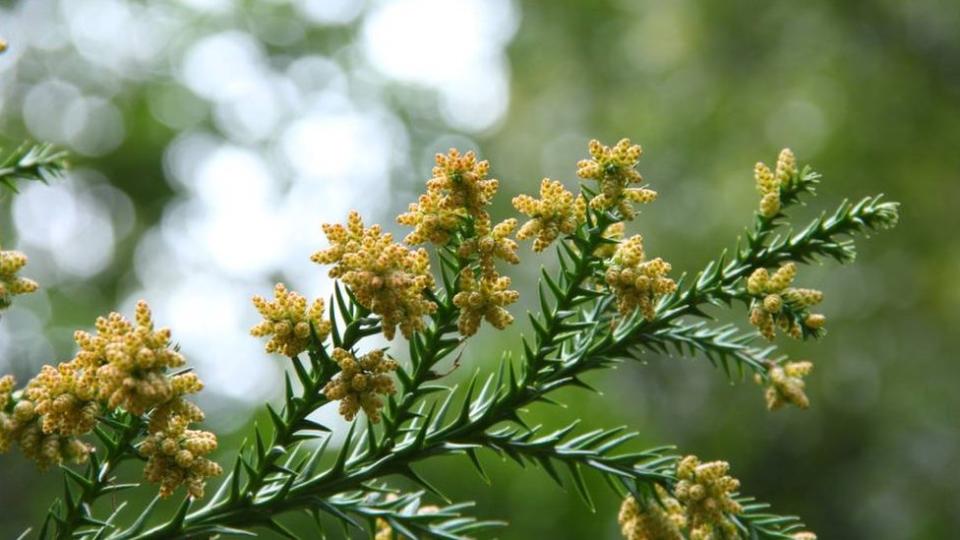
[140, 404, 221, 498]
[397, 147, 520, 336]
[618, 485, 686, 540]
[513, 178, 581, 252]
[747, 263, 824, 341]
[675, 455, 743, 540]
[754, 148, 798, 218]
[452, 268, 520, 337]
[0, 302, 219, 496]
[577, 138, 656, 220]
[0, 249, 39, 310]
[313, 211, 437, 340]
[605, 235, 676, 320]
[755, 360, 814, 410]
[322, 348, 398, 422]
[251, 283, 331, 357]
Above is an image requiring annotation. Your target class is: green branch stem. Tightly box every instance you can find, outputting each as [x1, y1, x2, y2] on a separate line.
[0, 142, 67, 194]
[45, 413, 145, 540]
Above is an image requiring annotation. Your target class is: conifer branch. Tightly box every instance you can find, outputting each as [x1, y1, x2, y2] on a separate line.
[44, 413, 145, 540]
[5, 139, 898, 540]
[0, 142, 68, 194]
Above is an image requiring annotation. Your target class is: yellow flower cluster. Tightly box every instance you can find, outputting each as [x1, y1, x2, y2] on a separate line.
[756, 361, 814, 410]
[605, 235, 676, 320]
[24, 364, 99, 436]
[0, 303, 219, 496]
[397, 191, 466, 246]
[0, 249, 39, 310]
[313, 211, 437, 340]
[754, 148, 798, 218]
[397, 147, 520, 336]
[452, 268, 520, 337]
[140, 403, 221, 498]
[72, 301, 193, 415]
[426, 148, 499, 220]
[322, 348, 398, 423]
[0, 375, 13, 407]
[675, 455, 743, 540]
[251, 283, 331, 357]
[457, 217, 520, 278]
[618, 486, 686, 540]
[577, 138, 657, 220]
[398, 148, 506, 250]
[747, 263, 824, 341]
[0, 374, 92, 470]
[513, 178, 582, 252]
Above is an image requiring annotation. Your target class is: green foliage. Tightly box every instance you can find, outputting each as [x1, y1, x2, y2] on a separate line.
[0, 143, 68, 195]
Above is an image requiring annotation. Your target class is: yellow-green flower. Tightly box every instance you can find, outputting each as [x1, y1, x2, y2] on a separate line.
[618, 486, 686, 540]
[396, 191, 467, 246]
[747, 263, 824, 341]
[604, 235, 676, 320]
[251, 283, 331, 357]
[24, 364, 99, 436]
[576, 138, 656, 220]
[0, 249, 38, 310]
[594, 222, 625, 259]
[140, 411, 221, 498]
[322, 348, 398, 423]
[513, 178, 581, 252]
[70, 300, 192, 416]
[0, 382, 92, 470]
[452, 268, 519, 336]
[754, 148, 799, 218]
[674, 455, 743, 540]
[313, 211, 437, 340]
[756, 360, 814, 410]
[426, 148, 499, 217]
[458, 217, 520, 278]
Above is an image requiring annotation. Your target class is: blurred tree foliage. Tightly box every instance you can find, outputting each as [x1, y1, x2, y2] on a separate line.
[1, 0, 957, 538]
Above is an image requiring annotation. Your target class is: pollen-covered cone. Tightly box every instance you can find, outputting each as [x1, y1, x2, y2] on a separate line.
[313, 211, 437, 340]
[618, 486, 686, 540]
[747, 263, 824, 341]
[0, 249, 39, 310]
[576, 138, 656, 220]
[397, 191, 466, 246]
[755, 161, 781, 218]
[458, 218, 519, 278]
[251, 283, 331, 357]
[16, 422, 91, 470]
[674, 455, 743, 539]
[24, 363, 100, 436]
[513, 178, 581, 252]
[754, 148, 798, 218]
[426, 148, 499, 216]
[140, 412, 221, 498]
[322, 348, 398, 423]
[0, 390, 91, 470]
[452, 268, 520, 336]
[757, 361, 814, 410]
[0, 375, 19, 453]
[72, 301, 189, 415]
[604, 235, 676, 320]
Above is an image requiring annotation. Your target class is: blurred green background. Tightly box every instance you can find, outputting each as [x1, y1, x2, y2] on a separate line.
[1, 0, 957, 538]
